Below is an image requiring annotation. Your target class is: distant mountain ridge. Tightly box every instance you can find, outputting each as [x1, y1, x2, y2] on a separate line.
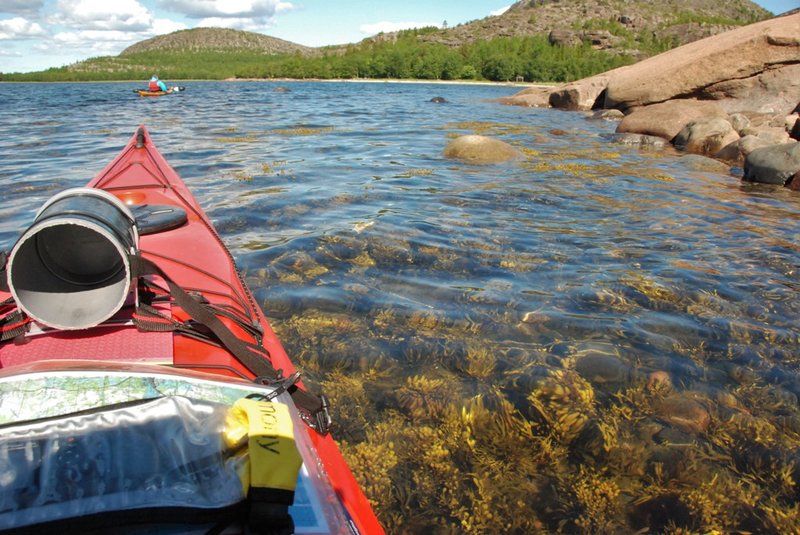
[367, 0, 773, 58]
[5, 0, 778, 80]
[121, 27, 314, 57]
[121, 0, 773, 60]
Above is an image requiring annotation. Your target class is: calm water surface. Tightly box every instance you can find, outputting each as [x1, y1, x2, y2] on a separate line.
[1, 81, 799, 533]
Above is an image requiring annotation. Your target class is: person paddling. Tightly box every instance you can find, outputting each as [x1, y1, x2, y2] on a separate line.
[148, 74, 168, 92]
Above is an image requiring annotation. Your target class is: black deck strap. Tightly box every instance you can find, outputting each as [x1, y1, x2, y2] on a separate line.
[0, 309, 29, 342]
[133, 302, 183, 332]
[248, 488, 295, 535]
[0, 250, 8, 292]
[130, 253, 329, 434]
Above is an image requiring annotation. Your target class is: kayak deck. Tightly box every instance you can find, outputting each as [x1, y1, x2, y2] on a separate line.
[0, 125, 383, 534]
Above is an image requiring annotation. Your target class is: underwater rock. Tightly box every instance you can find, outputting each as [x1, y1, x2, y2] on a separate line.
[655, 394, 710, 435]
[574, 353, 636, 388]
[647, 370, 672, 390]
[570, 418, 609, 463]
[571, 342, 648, 390]
[589, 109, 624, 121]
[442, 135, 524, 164]
[679, 154, 732, 174]
[607, 132, 668, 150]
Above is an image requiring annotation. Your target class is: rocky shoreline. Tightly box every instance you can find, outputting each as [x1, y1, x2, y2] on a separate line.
[498, 12, 800, 190]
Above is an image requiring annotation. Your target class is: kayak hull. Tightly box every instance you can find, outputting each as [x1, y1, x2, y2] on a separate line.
[0, 125, 383, 534]
[136, 87, 184, 96]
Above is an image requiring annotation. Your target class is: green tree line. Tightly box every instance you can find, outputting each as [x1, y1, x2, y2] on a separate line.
[2, 30, 635, 83]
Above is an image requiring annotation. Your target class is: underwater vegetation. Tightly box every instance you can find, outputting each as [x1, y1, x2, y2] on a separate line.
[262, 242, 800, 533]
[242, 121, 800, 534]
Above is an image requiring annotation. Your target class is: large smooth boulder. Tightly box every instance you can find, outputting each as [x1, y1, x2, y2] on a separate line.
[702, 63, 800, 114]
[548, 73, 611, 111]
[604, 15, 800, 111]
[743, 142, 800, 185]
[674, 117, 740, 156]
[616, 100, 728, 141]
[443, 135, 524, 164]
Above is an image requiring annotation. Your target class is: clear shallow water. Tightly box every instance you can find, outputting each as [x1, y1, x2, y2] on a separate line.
[1, 81, 799, 533]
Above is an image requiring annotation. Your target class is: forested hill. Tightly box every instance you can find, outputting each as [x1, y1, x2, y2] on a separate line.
[370, 0, 772, 58]
[2, 0, 774, 83]
[121, 27, 313, 57]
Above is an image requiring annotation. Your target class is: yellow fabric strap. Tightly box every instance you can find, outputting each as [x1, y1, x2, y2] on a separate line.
[224, 398, 302, 493]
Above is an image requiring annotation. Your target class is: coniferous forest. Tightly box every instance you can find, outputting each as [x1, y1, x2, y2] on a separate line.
[2, 29, 647, 83]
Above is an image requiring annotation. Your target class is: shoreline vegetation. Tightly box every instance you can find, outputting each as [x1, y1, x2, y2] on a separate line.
[0, 32, 642, 84]
[0, 77, 548, 88]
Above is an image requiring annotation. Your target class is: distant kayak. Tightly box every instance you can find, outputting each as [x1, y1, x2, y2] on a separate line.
[135, 86, 186, 97]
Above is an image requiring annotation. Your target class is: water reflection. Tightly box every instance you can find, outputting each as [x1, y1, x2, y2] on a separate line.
[1, 81, 799, 533]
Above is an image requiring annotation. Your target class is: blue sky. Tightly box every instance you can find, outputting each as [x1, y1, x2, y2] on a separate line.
[0, 0, 795, 74]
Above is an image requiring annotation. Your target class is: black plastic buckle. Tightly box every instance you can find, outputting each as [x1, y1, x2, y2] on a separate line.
[313, 394, 332, 436]
[252, 371, 302, 401]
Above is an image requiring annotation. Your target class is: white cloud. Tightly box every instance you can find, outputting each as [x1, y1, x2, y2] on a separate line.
[0, 0, 44, 16]
[160, 0, 293, 19]
[359, 21, 439, 36]
[49, 31, 139, 55]
[490, 5, 511, 17]
[151, 17, 188, 35]
[52, 0, 153, 31]
[0, 16, 45, 39]
[196, 16, 272, 32]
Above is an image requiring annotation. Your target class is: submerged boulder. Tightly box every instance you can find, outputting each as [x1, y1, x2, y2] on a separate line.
[656, 394, 711, 435]
[443, 135, 524, 164]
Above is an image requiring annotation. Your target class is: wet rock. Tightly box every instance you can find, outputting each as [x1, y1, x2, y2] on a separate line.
[548, 73, 610, 111]
[790, 169, 800, 190]
[590, 109, 625, 121]
[716, 134, 773, 163]
[442, 135, 524, 164]
[607, 132, 667, 150]
[674, 117, 739, 156]
[429, 96, 447, 103]
[617, 99, 728, 141]
[656, 394, 711, 435]
[679, 154, 731, 173]
[743, 142, 800, 185]
[497, 85, 552, 108]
